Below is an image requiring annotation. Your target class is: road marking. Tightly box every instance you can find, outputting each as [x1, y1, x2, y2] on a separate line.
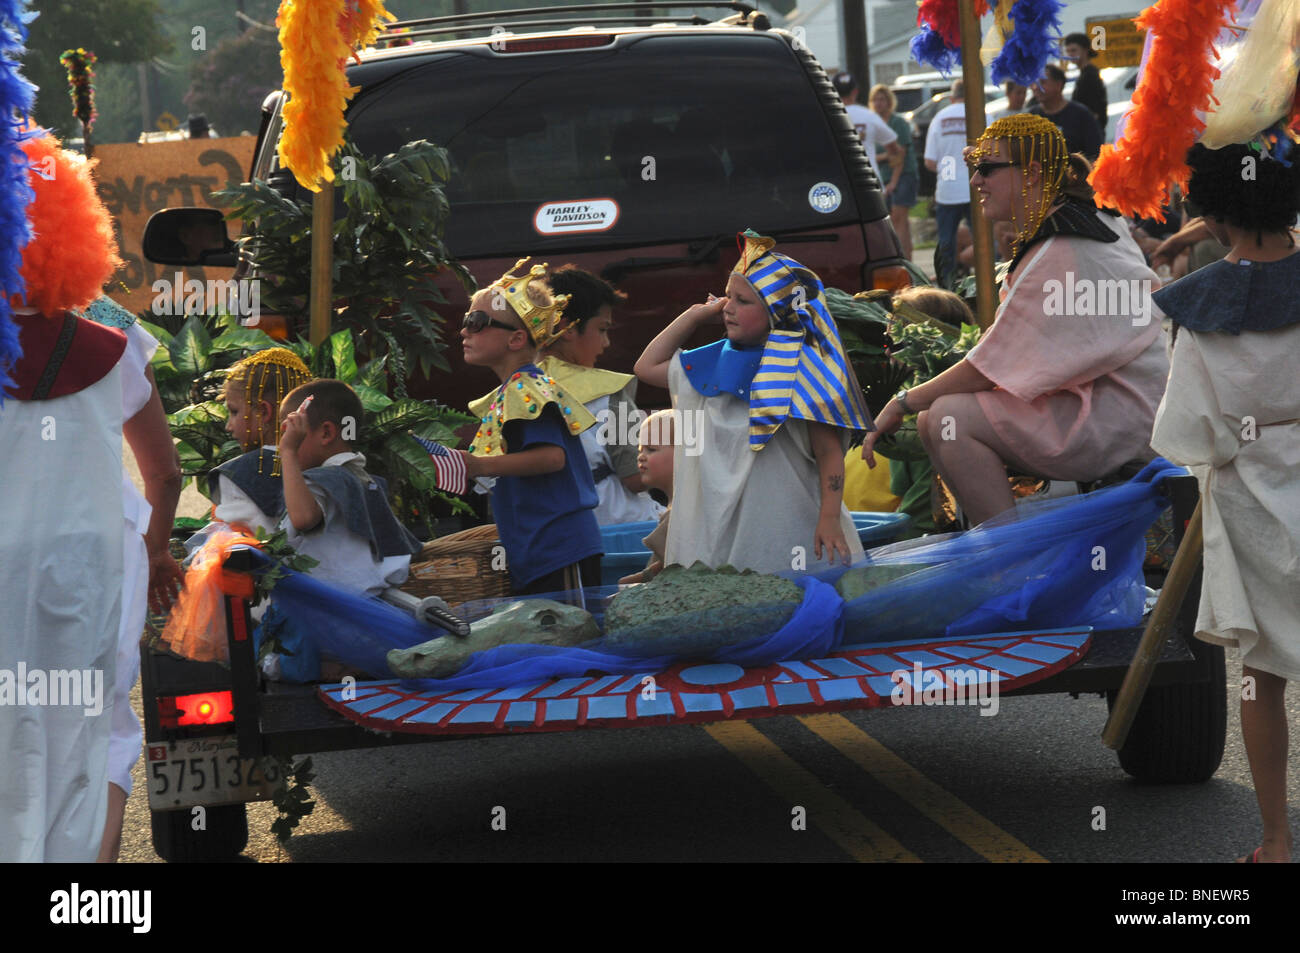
[798, 714, 1048, 863]
[704, 720, 920, 862]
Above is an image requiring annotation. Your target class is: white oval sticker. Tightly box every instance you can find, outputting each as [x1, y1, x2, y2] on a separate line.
[807, 181, 842, 214]
[533, 198, 620, 235]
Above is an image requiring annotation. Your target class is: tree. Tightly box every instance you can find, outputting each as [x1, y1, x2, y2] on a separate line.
[184, 25, 282, 138]
[26, 0, 170, 139]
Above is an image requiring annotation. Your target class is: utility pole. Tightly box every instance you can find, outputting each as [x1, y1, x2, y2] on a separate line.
[842, 0, 869, 85]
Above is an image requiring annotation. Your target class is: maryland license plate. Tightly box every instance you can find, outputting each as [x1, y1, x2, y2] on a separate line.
[146, 736, 281, 810]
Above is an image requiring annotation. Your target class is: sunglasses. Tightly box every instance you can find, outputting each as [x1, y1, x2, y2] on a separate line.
[970, 161, 1018, 177]
[462, 310, 521, 334]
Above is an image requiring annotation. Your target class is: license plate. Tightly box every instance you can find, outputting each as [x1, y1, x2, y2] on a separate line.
[146, 736, 281, 810]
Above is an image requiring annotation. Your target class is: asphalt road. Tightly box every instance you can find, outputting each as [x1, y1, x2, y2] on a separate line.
[117, 648, 1299, 864]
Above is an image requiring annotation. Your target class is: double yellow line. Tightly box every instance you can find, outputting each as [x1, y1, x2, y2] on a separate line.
[705, 713, 1046, 863]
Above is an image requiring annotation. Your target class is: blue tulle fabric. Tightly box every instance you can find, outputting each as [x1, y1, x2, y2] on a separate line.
[989, 0, 1067, 88]
[250, 564, 845, 690]
[0, 0, 36, 404]
[805, 458, 1185, 643]
[229, 461, 1182, 689]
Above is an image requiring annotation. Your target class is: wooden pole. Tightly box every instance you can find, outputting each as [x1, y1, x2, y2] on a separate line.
[1102, 500, 1204, 750]
[842, 0, 869, 89]
[957, 0, 996, 330]
[309, 181, 334, 346]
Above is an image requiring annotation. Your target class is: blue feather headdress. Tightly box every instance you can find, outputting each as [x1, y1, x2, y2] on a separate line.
[0, 0, 36, 405]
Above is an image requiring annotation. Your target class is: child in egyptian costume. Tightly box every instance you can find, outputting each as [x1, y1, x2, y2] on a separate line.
[460, 259, 604, 594]
[539, 265, 663, 525]
[636, 230, 872, 575]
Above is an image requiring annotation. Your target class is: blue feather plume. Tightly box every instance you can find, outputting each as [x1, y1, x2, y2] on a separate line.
[990, 0, 1067, 88]
[910, 25, 962, 76]
[0, 0, 35, 404]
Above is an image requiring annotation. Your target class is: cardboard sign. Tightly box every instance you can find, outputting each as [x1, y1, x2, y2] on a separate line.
[94, 136, 257, 317]
[1086, 15, 1146, 70]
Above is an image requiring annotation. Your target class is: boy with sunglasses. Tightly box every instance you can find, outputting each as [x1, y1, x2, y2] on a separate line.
[458, 260, 603, 595]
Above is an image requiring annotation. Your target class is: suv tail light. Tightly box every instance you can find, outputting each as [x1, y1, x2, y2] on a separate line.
[158, 691, 235, 729]
[869, 264, 914, 292]
[499, 35, 614, 53]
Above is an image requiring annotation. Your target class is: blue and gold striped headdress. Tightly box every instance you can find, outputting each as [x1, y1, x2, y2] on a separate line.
[734, 230, 872, 449]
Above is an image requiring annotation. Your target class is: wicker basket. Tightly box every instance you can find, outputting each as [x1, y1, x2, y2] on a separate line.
[402, 523, 509, 607]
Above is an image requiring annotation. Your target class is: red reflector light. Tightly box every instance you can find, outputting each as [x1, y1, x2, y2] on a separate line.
[157, 691, 235, 729]
[499, 35, 613, 53]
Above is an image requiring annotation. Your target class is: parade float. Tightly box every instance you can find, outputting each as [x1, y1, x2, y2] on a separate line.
[133, 0, 1300, 861]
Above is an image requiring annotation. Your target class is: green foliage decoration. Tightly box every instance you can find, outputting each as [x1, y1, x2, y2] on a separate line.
[214, 137, 474, 388]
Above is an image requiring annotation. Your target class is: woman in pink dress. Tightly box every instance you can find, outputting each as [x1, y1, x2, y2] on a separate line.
[862, 115, 1168, 524]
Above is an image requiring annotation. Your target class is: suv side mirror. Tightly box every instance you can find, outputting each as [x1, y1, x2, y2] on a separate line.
[142, 207, 237, 267]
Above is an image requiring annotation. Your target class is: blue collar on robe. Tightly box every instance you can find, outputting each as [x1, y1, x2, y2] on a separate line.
[681, 339, 764, 399]
[1152, 253, 1300, 335]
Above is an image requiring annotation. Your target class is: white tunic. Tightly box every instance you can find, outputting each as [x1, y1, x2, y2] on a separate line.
[1150, 323, 1300, 680]
[665, 352, 863, 575]
[0, 361, 124, 861]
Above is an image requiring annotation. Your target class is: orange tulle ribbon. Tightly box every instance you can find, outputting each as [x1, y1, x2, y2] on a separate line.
[1090, 0, 1237, 221]
[160, 527, 263, 664]
[276, 0, 395, 191]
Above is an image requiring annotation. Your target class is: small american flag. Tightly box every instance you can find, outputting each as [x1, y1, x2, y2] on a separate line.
[411, 434, 468, 495]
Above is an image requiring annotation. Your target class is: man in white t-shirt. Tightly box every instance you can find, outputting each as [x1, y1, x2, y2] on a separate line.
[833, 72, 904, 182]
[923, 78, 972, 287]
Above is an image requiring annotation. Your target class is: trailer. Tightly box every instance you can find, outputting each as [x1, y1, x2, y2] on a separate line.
[140, 472, 1223, 862]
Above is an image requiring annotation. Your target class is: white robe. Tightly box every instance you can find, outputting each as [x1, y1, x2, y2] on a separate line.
[1150, 323, 1300, 680]
[665, 351, 863, 575]
[0, 366, 125, 862]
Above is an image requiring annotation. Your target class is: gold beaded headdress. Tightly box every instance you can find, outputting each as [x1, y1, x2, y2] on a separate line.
[224, 348, 313, 474]
[486, 258, 572, 348]
[968, 114, 1069, 258]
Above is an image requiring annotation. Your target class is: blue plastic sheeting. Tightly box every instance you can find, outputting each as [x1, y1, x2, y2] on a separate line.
[803, 458, 1185, 644]
[253, 559, 844, 690]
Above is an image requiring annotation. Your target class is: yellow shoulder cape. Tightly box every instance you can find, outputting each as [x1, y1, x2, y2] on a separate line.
[467, 366, 598, 457]
[537, 355, 635, 405]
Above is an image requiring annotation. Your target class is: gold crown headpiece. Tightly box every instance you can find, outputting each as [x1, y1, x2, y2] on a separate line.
[225, 348, 313, 475]
[488, 257, 573, 348]
[968, 114, 1069, 258]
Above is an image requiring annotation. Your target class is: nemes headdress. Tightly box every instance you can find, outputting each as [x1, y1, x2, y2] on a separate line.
[731, 230, 871, 449]
[967, 114, 1069, 257]
[225, 348, 313, 474]
[487, 258, 573, 348]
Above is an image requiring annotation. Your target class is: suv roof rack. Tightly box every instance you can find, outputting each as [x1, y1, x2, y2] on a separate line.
[376, 2, 768, 43]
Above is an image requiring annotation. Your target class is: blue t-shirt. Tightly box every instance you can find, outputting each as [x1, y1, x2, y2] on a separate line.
[492, 401, 603, 587]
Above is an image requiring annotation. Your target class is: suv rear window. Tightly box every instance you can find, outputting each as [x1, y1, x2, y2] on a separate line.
[327, 33, 859, 257]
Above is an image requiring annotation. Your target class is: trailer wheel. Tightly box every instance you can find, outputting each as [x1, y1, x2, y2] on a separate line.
[1106, 644, 1226, 783]
[151, 803, 248, 862]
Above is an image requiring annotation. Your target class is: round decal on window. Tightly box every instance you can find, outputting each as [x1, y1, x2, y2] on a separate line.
[807, 182, 842, 214]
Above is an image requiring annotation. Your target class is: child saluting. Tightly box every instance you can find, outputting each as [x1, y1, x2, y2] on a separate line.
[636, 230, 872, 574]
[459, 259, 603, 595]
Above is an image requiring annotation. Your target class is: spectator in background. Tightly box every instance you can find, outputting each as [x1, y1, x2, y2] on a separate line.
[991, 81, 1028, 122]
[833, 72, 905, 183]
[869, 83, 918, 260]
[1029, 65, 1101, 161]
[924, 78, 972, 288]
[1062, 33, 1108, 137]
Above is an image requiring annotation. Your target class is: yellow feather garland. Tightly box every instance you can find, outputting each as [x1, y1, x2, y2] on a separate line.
[277, 0, 395, 192]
